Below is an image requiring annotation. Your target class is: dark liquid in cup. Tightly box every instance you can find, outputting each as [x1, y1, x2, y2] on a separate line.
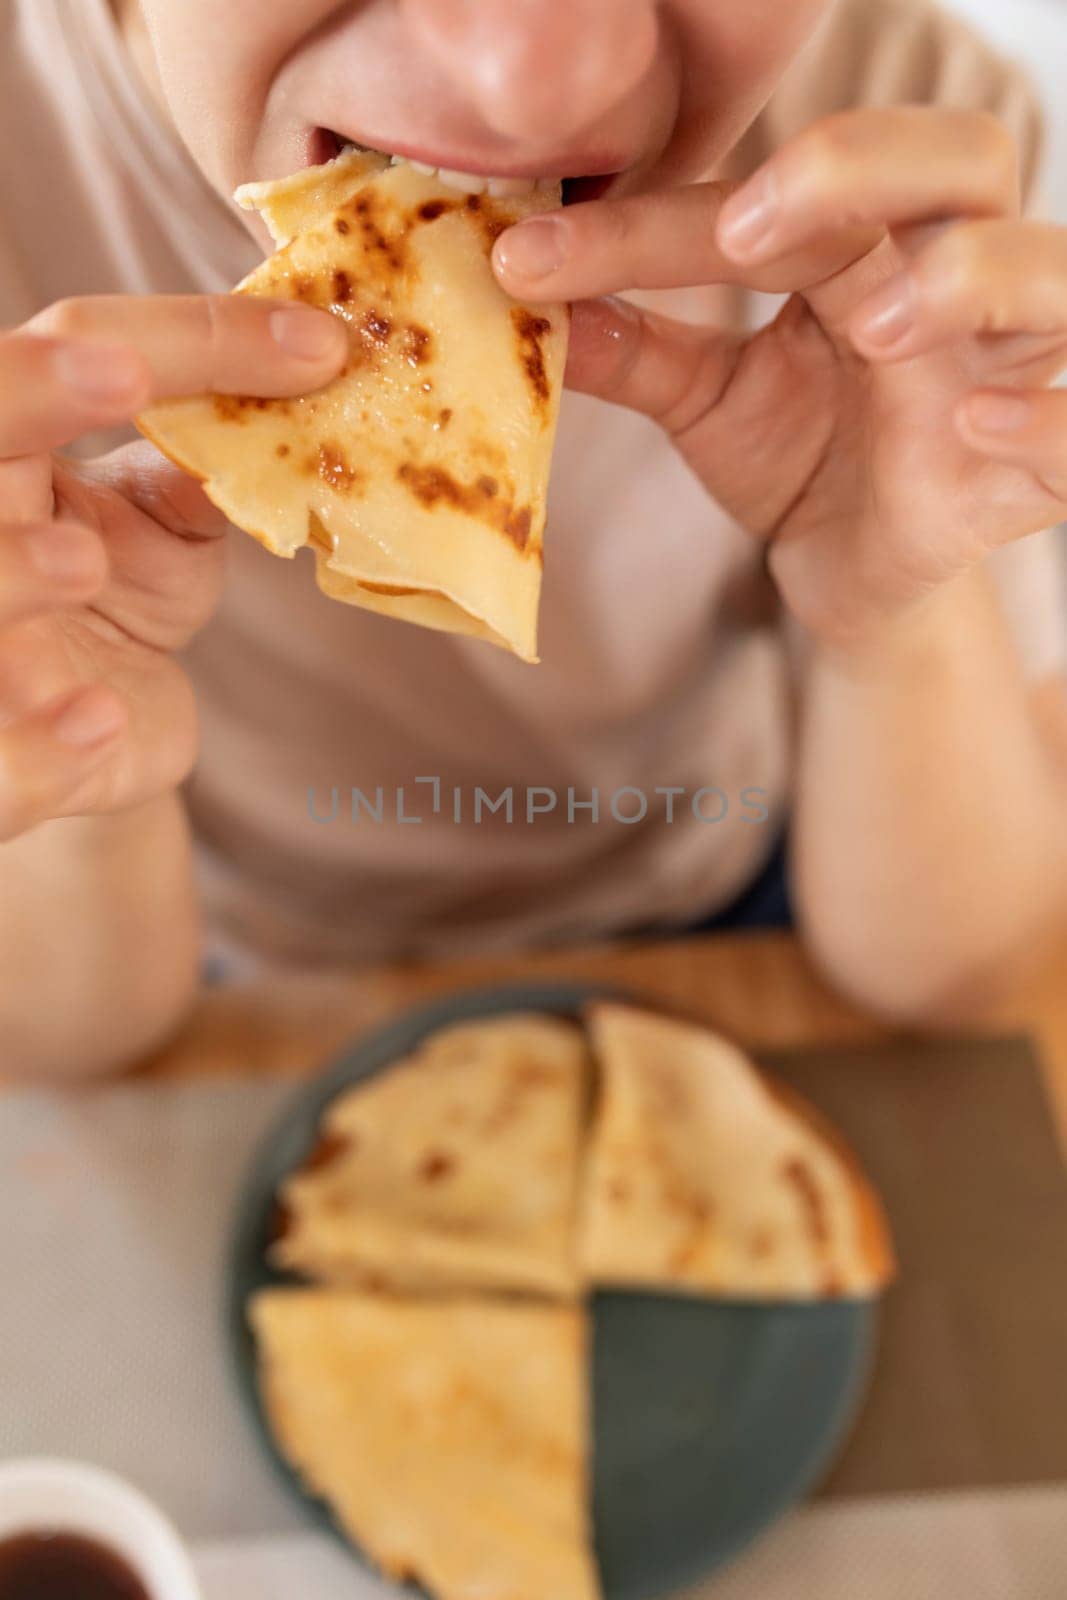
[0, 1532, 150, 1599]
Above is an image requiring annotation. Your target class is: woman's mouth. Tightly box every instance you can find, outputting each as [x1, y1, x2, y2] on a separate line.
[311, 128, 621, 206]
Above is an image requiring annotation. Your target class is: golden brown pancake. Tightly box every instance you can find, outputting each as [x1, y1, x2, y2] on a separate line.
[137, 151, 568, 662]
[271, 1014, 590, 1297]
[251, 1289, 600, 1600]
[579, 1004, 896, 1299]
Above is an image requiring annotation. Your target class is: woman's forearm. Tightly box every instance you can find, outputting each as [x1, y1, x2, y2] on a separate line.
[0, 791, 202, 1078]
[793, 564, 1067, 1022]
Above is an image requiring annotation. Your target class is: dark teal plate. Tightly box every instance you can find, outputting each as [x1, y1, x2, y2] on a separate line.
[228, 982, 877, 1600]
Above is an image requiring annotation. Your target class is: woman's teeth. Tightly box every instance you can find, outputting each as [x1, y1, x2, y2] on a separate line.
[337, 140, 557, 198]
[406, 162, 555, 198]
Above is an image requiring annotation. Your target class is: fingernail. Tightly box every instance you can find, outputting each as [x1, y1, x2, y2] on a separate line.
[493, 216, 568, 281]
[28, 523, 102, 584]
[269, 306, 345, 361]
[718, 173, 780, 259]
[854, 277, 916, 347]
[55, 691, 125, 749]
[54, 344, 145, 402]
[966, 393, 1033, 434]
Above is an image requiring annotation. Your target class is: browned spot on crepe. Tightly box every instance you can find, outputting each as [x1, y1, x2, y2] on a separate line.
[315, 443, 365, 495]
[465, 191, 511, 246]
[666, 1192, 714, 1275]
[303, 1130, 354, 1173]
[212, 393, 292, 424]
[267, 1198, 293, 1245]
[396, 461, 535, 552]
[762, 1074, 896, 1285]
[512, 308, 553, 417]
[418, 1150, 456, 1183]
[346, 191, 408, 273]
[781, 1156, 831, 1248]
[514, 1063, 561, 1088]
[416, 198, 456, 223]
[482, 1060, 563, 1135]
[507, 505, 533, 550]
[360, 309, 393, 345]
[401, 324, 433, 367]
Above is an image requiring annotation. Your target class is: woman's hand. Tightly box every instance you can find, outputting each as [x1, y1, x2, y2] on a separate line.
[494, 107, 1066, 651]
[0, 294, 345, 840]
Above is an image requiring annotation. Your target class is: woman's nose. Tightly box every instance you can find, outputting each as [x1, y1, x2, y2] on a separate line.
[399, 0, 660, 145]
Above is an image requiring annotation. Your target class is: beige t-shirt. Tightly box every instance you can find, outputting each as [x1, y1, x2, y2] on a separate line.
[1, 0, 1064, 967]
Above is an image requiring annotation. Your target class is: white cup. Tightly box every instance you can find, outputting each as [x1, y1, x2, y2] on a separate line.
[0, 1460, 201, 1599]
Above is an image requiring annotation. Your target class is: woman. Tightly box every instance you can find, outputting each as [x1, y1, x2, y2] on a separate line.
[1, 0, 1066, 1074]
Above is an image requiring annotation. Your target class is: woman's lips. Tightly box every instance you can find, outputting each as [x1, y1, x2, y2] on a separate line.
[309, 126, 628, 184]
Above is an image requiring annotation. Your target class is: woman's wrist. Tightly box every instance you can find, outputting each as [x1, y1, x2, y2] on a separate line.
[801, 565, 1002, 686]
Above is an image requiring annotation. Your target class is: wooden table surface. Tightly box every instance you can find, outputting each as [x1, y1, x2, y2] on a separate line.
[145, 929, 1067, 1151]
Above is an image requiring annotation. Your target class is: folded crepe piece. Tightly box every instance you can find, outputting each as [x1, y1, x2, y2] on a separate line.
[271, 1013, 590, 1297]
[136, 150, 569, 662]
[251, 1289, 600, 1600]
[579, 1004, 896, 1299]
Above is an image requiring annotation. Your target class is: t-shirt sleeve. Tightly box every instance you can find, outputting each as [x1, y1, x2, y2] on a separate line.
[759, 0, 1066, 684]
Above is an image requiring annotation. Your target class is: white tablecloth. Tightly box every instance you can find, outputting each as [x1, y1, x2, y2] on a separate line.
[193, 1487, 1067, 1600]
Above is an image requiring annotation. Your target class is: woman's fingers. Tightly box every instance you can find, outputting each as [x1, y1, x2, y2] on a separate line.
[0, 334, 152, 458]
[496, 184, 735, 300]
[0, 456, 60, 529]
[0, 520, 108, 626]
[850, 221, 1067, 367]
[493, 182, 871, 303]
[958, 386, 1067, 502]
[496, 106, 1019, 310]
[29, 294, 348, 396]
[565, 297, 741, 435]
[498, 107, 1022, 307]
[1, 294, 347, 457]
[0, 685, 126, 842]
[716, 106, 1020, 267]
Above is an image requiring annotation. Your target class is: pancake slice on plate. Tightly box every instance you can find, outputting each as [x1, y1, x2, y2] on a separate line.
[579, 1004, 896, 1299]
[136, 150, 569, 662]
[271, 1013, 589, 1297]
[251, 1289, 600, 1600]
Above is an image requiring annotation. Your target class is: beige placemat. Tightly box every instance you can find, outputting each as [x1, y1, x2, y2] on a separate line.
[759, 1037, 1067, 1497]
